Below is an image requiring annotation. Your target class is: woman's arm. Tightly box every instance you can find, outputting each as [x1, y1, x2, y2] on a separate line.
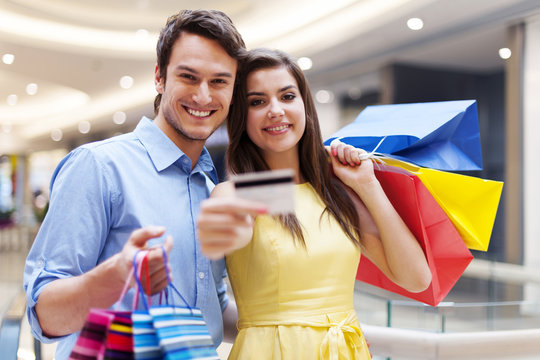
[329, 140, 432, 293]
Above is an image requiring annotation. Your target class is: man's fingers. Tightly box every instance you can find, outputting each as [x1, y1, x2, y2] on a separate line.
[162, 235, 173, 253]
[129, 226, 166, 248]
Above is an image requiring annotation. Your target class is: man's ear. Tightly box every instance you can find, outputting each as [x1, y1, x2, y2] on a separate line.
[154, 64, 164, 94]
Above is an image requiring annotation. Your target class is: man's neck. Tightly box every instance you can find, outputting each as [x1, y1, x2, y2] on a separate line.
[153, 115, 205, 170]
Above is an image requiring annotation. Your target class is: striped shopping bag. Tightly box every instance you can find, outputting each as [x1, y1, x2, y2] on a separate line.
[69, 276, 136, 359]
[104, 311, 134, 360]
[69, 309, 114, 360]
[149, 304, 218, 360]
[132, 310, 162, 360]
[132, 248, 219, 360]
[131, 250, 163, 360]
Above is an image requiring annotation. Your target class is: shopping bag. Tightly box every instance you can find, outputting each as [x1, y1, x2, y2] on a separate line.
[103, 311, 135, 359]
[69, 309, 114, 360]
[379, 157, 503, 251]
[132, 251, 163, 360]
[69, 270, 136, 359]
[325, 100, 482, 171]
[133, 248, 219, 360]
[355, 163, 474, 306]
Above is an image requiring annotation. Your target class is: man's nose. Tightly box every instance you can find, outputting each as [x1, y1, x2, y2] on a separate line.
[193, 82, 212, 105]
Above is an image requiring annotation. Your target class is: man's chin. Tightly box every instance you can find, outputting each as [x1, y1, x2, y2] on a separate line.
[177, 129, 214, 142]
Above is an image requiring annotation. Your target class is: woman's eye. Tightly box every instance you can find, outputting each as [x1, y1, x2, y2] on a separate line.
[283, 93, 296, 101]
[249, 99, 264, 106]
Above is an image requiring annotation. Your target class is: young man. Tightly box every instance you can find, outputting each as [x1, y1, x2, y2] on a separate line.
[23, 10, 250, 359]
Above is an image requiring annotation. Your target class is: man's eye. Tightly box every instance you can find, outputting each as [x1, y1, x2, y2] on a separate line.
[179, 73, 196, 80]
[212, 79, 228, 85]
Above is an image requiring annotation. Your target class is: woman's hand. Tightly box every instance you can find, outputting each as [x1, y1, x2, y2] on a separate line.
[327, 139, 377, 190]
[197, 182, 268, 260]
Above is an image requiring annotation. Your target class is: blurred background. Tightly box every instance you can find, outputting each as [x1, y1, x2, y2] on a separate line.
[1, 0, 540, 359]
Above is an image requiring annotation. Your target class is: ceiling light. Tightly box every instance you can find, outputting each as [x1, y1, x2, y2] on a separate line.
[26, 83, 38, 95]
[1, 123, 12, 134]
[78, 121, 91, 134]
[113, 111, 127, 125]
[135, 29, 149, 40]
[315, 90, 334, 104]
[2, 53, 14, 65]
[407, 17, 424, 31]
[297, 57, 313, 71]
[348, 87, 362, 100]
[51, 129, 63, 142]
[499, 47, 512, 60]
[119, 75, 134, 89]
[7, 94, 18, 106]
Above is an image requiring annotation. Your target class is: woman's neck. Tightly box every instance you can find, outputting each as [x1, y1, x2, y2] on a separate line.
[263, 151, 304, 183]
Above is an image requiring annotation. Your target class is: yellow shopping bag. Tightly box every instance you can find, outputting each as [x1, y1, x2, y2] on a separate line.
[376, 157, 503, 251]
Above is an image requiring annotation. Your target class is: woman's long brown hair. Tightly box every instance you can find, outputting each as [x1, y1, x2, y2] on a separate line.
[226, 48, 362, 247]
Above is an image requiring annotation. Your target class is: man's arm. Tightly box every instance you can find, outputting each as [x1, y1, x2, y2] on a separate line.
[35, 227, 173, 337]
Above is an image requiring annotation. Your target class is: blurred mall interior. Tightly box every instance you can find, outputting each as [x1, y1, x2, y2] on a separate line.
[1, 0, 540, 359]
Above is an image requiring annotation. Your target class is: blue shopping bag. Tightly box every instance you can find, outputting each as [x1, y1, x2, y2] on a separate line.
[132, 251, 162, 360]
[133, 249, 219, 360]
[325, 100, 482, 171]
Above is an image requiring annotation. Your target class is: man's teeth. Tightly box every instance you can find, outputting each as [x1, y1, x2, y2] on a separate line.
[187, 108, 211, 117]
[266, 125, 289, 131]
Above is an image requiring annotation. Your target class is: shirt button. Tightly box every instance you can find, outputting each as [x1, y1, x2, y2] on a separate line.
[37, 259, 44, 267]
[198, 272, 205, 279]
[183, 158, 189, 164]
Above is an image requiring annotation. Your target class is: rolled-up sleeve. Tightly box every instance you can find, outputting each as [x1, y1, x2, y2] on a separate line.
[23, 147, 113, 342]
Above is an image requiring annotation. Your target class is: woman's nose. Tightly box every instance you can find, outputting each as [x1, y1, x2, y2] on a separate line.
[268, 100, 284, 118]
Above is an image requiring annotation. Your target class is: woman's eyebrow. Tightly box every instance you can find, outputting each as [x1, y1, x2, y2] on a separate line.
[247, 85, 297, 97]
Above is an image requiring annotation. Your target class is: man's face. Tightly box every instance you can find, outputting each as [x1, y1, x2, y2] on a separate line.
[155, 32, 238, 145]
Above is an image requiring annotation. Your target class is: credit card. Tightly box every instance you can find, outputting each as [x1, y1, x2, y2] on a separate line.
[231, 169, 295, 215]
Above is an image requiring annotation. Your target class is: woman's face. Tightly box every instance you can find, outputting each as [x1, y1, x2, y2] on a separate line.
[245, 66, 306, 162]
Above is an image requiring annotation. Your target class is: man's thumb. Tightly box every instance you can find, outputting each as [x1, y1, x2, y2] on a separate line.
[129, 226, 166, 248]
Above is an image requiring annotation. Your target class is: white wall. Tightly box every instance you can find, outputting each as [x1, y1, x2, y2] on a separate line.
[524, 14, 540, 311]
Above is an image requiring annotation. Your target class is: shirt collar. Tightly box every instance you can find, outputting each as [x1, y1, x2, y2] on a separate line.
[134, 116, 217, 181]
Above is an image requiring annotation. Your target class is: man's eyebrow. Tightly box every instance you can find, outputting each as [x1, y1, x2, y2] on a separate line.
[174, 65, 233, 78]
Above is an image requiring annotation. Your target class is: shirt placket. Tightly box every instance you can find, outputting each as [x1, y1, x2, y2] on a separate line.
[187, 170, 209, 310]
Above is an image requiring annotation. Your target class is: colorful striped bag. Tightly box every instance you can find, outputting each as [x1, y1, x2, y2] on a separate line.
[132, 249, 219, 360]
[131, 250, 162, 360]
[68, 266, 136, 359]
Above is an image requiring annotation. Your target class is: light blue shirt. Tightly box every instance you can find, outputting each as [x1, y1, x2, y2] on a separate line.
[23, 117, 228, 359]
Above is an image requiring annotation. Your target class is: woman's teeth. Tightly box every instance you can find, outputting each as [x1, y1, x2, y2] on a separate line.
[266, 125, 289, 131]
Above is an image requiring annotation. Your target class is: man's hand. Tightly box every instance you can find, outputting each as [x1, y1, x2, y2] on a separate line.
[118, 226, 174, 295]
[35, 225, 173, 337]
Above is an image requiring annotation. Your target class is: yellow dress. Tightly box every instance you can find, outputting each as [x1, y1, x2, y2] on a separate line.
[226, 183, 371, 359]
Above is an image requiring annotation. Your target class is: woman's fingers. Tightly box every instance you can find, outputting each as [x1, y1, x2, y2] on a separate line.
[330, 139, 370, 166]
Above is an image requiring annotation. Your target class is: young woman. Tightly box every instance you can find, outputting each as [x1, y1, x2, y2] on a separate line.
[197, 48, 432, 359]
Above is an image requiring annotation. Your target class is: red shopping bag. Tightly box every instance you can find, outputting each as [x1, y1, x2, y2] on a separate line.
[356, 163, 473, 306]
